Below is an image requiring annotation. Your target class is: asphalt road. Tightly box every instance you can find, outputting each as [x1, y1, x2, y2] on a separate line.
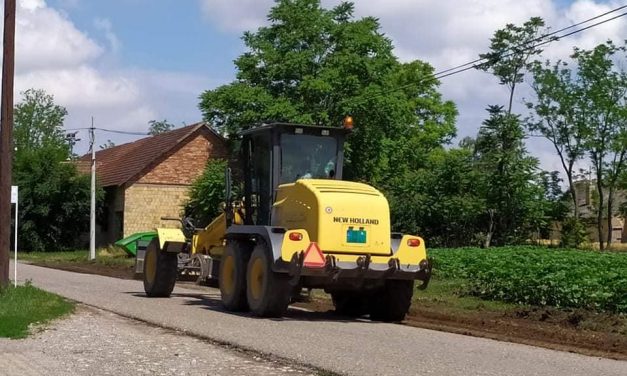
[13, 261, 627, 376]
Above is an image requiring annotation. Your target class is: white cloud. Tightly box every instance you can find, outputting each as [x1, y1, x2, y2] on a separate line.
[16, 0, 103, 73]
[200, 0, 273, 31]
[0, 0, 212, 154]
[94, 18, 121, 53]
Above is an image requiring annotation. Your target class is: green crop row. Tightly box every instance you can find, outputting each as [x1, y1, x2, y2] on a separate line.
[429, 247, 627, 313]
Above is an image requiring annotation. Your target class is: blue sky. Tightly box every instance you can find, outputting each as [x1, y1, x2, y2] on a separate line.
[9, 0, 627, 169]
[48, 0, 241, 75]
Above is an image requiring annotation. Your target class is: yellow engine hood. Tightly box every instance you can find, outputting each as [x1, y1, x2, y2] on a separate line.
[271, 179, 391, 255]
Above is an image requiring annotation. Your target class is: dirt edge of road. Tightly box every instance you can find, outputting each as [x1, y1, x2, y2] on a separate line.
[30, 261, 627, 361]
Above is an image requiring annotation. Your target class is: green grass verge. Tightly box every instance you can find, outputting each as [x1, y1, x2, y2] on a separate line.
[413, 277, 519, 313]
[0, 283, 74, 339]
[15, 246, 134, 268]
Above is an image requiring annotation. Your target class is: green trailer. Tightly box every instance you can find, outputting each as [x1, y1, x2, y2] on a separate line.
[114, 232, 157, 257]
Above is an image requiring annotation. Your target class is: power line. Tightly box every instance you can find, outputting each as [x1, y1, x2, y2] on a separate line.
[432, 5, 627, 78]
[432, 11, 627, 82]
[64, 127, 149, 136]
[95, 127, 149, 136]
[361, 6, 627, 102]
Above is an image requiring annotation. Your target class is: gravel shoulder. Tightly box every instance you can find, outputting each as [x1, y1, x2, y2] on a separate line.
[0, 305, 316, 376]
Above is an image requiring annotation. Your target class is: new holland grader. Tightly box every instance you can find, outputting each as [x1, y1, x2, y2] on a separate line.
[141, 120, 431, 321]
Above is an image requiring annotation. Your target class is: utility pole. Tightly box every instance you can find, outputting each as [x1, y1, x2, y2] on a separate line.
[0, 0, 16, 288]
[89, 118, 96, 260]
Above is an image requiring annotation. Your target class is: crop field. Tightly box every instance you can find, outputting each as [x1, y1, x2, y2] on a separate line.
[430, 247, 627, 313]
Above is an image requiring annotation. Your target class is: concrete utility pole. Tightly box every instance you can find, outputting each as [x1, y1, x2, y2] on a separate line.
[0, 0, 16, 288]
[89, 118, 96, 260]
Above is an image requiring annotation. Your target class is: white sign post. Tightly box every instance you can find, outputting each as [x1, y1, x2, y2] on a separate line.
[11, 185, 17, 287]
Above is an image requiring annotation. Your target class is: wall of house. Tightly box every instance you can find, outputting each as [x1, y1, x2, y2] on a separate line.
[121, 131, 228, 237]
[585, 217, 624, 244]
[123, 184, 189, 236]
[138, 133, 227, 185]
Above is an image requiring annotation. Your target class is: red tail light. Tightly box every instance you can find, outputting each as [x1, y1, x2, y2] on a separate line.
[407, 238, 421, 247]
[289, 232, 303, 241]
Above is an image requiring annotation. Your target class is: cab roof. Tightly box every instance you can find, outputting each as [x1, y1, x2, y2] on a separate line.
[239, 122, 350, 137]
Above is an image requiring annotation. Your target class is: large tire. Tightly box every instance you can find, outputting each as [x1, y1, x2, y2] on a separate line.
[331, 292, 368, 317]
[219, 241, 250, 311]
[143, 238, 178, 297]
[369, 280, 415, 322]
[246, 243, 291, 317]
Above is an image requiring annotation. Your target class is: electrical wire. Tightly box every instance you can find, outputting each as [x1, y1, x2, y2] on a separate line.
[432, 5, 627, 77]
[361, 7, 627, 102]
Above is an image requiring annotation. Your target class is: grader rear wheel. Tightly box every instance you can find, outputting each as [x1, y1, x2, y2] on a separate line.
[219, 241, 250, 311]
[246, 244, 291, 317]
[143, 238, 178, 297]
[331, 292, 368, 317]
[369, 279, 415, 322]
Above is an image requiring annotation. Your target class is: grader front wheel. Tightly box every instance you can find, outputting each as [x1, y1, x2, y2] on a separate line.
[246, 244, 291, 317]
[219, 241, 250, 311]
[143, 238, 178, 297]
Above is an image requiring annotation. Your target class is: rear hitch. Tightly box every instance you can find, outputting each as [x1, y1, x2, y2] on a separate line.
[288, 251, 305, 287]
[417, 258, 433, 290]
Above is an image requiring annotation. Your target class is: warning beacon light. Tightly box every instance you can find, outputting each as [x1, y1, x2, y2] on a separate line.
[343, 116, 354, 130]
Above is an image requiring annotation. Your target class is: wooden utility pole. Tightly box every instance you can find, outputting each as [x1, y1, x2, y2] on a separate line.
[0, 0, 16, 288]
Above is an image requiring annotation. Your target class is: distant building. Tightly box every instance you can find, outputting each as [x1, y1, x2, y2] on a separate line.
[572, 179, 625, 243]
[78, 122, 227, 245]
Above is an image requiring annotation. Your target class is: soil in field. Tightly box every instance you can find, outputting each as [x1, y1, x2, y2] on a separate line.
[28, 260, 627, 360]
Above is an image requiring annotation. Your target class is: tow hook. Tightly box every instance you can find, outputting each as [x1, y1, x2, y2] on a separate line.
[288, 251, 304, 287]
[417, 258, 433, 290]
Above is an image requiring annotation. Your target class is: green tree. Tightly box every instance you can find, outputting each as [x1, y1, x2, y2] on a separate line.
[478, 17, 546, 113]
[99, 139, 115, 150]
[474, 106, 544, 246]
[184, 159, 228, 227]
[148, 119, 175, 135]
[12, 89, 101, 251]
[527, 59, 587, 218]
[199, 0, 456, 184]
[388, 145, 486, 247]
[13, 89, 69, 161]
[475, 18, 550, 247]
[574, 41, 627, 248]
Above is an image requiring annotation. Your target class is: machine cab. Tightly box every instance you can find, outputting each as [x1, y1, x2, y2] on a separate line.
[239, 123, 349, 226]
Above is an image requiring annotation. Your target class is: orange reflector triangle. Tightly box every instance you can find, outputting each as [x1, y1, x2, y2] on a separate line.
[303, 242, 325, 268]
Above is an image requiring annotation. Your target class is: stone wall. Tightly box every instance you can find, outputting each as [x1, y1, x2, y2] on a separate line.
[123, 184, 189, 237]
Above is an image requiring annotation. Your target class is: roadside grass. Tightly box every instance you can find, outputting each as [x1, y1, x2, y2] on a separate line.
[412, 277, 519, 313]
[0, 283, 74, 339]
[15, 246, 134, 268]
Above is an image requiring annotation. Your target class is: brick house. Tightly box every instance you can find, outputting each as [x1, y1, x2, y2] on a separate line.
[79, 122, 228, 245]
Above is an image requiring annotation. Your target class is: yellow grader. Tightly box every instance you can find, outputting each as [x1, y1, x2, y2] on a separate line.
[141, 121, 431, 321]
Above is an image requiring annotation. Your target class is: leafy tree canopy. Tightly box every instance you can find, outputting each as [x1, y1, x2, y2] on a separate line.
[199, 0, 457, 182]
[12, 89, 101, 251]
[148, 119, 175, 135]
[184, 159, 228, 227]
[14, 89, 69, 162]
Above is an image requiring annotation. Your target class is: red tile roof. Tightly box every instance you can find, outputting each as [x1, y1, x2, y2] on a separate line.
[78, 122, 223, 187]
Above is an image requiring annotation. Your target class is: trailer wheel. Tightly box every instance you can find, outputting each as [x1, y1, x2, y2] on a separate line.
[369, 280, 415, 322]
[331, 292, 368, 317]
[219, 240, 250, 311]
[246, 243, 291, 317]
[143, 238, 178, 297]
